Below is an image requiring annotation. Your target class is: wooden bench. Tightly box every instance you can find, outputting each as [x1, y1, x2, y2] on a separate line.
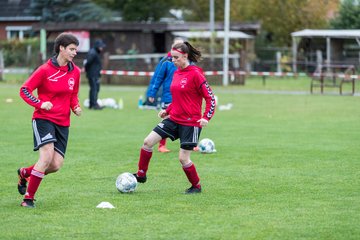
[310, 64, 356, 95]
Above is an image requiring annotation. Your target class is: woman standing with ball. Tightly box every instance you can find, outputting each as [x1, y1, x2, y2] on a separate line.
[133, 41, 216, 194]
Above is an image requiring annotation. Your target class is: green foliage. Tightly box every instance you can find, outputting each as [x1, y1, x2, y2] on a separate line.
[27, 0, 113, 22]
[1, 82, 360, 239]
[330, 0, 360, 29]
[0, 38, 40, 68]
[188, 35, 243, 54]
[241, 0, 338, 46]
[175, 0, 339, 46]
[93, 0, 178, 21]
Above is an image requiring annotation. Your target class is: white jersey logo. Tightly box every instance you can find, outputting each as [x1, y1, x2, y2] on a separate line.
[180, 78, 187, 88]
[48, 70, 67, 82]
[68, 78, 75, 90]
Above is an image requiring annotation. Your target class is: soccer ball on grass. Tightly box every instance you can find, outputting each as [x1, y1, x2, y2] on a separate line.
[116, 172, 138, 193]
[198, 138, 216, 154]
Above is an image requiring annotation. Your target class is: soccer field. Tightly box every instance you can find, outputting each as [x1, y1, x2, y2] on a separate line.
[1, 79, 359, 239]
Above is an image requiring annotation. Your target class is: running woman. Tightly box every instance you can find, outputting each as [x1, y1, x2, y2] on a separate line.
[133, 41, 216, 194]
[17, 32, 82, 207]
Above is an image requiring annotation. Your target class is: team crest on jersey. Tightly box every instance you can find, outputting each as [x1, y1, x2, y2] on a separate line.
[180, 78, 187, 88]
[68, 78, 75, 90]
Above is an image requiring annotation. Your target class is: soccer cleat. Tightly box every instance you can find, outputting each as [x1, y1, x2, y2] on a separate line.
[184, 186, 202, 194]
[158, 146, 171, 153]
[17, 168, 28, 195]
[20, 199, 35, 208]
[133, 173, 147, 183]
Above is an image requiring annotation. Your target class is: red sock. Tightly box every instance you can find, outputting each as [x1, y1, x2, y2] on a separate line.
[183, 162, 201, 188]
[24, 169, 44, 200]
[137, 147, 152, 177]
[21, 165, 35, 178]
[159, 138, 166, 148]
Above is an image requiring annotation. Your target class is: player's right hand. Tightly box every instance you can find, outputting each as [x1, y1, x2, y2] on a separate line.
[41, 101, 53, 111]
[158, 109, 169, 119]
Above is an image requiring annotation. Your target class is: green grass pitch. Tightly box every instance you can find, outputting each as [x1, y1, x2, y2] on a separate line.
[0, 77, 359, 239]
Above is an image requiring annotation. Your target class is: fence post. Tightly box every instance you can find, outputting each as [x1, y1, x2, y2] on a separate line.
[103, 52, 110, 84]
[0, 50, 4, 81]
[316, 50, 322, 70]
[40, 29, 46, 63]
[276, 51, 282, 74]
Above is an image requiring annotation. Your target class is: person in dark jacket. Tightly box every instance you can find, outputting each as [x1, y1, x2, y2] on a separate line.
[84, 39, 106, 110]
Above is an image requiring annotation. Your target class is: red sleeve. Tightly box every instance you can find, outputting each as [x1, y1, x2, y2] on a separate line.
[197, 73, 216, 121]
[70, 68, 81, 111]
[165, 103, 172, 114]
[19, 67, 44, 109]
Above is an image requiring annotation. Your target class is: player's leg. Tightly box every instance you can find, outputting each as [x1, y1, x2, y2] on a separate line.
[158, 138, 170, 153]
[134, 131, 162, 183]
[46, 124, 68, 174]
[45, 152, 64, 174]
[135, 119, 177, 183]
[17, 165, 34, 195]
[20, 119, 57, 207]
[21, 143, 54, 207]
[158, 103, 171, 153]
[179, 125, 202, 194]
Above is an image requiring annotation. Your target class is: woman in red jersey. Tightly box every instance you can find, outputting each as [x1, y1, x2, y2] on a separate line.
[17, 33, 82, 208]
[133, 41, 216, 194]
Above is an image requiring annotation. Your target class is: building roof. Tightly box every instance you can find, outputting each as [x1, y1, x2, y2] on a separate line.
[172, 31, 254, 39]
[0, 0, 41, 21]
[291, 29, 360, 38]
[32, 21, 260, 35]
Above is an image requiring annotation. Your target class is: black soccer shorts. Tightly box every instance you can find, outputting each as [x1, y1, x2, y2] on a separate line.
[32, 118, 69, 157]
[153, 118, 201, 150]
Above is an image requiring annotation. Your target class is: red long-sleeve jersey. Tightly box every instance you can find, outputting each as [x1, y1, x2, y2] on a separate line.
[166, 65, 216, 127]
[20, 58, 81, 127]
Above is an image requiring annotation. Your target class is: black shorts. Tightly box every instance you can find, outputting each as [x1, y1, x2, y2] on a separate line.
[153, 118, 201, 150]
[32, 119, 69, 157]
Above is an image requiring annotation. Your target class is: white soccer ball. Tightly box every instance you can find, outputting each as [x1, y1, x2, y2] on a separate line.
[198, 138, 216, 154]
[116, 172, 138, 193]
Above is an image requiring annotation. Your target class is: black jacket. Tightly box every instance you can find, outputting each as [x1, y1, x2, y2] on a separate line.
[85, 40, 105, 78]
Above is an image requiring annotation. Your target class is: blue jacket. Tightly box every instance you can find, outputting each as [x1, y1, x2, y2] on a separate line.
[147, 54, 177, 104]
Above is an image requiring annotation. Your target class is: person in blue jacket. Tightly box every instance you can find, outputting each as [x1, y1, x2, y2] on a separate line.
[146, 37, 184, 153]
[84, 39, 106, 110]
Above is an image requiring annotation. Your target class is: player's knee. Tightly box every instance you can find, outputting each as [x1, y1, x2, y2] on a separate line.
[143, 139, 154, 149]
[179, 157, 191, 166]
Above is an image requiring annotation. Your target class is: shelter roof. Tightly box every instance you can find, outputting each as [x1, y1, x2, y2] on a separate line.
[172, 31, 254, 39]
[291, 29, 360, 39]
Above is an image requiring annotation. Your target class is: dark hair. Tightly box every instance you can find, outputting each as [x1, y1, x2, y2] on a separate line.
[53, 33, 79, 54]
[172, 41, 202, 63]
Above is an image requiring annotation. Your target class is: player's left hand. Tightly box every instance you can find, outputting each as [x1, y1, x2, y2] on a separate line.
[74, 107, 82, 116]
[197, 118, 208, 127]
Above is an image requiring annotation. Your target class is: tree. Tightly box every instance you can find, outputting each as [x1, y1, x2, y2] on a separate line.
[27, 0, 113, 22]
[330, 0, 360, 29]
[232, 0, 340, 46]
[92, 0, 178, 21]
[170, 0, 340, 46]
